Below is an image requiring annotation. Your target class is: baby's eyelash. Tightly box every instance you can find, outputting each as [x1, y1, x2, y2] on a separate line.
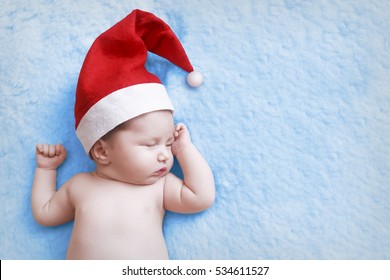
[143, 141, 157, 147]
[166, 139, 174, 146]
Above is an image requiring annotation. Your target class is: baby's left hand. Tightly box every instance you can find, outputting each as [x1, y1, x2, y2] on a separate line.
[172, 123, 192, 156]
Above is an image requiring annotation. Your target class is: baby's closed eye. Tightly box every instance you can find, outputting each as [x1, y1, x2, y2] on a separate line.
[166, 140, 174, 147]
[143, 142, 157, 147]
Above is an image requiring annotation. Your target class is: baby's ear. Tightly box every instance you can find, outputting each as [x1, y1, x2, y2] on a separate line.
[90, 140, 110, 165]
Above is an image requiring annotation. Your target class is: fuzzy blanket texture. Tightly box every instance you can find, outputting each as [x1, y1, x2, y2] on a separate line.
[0, 0, 389, 259]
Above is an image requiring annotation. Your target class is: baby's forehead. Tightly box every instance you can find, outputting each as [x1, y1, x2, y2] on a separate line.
[126, 112, 173, 126]
[120, 112, 174, 133]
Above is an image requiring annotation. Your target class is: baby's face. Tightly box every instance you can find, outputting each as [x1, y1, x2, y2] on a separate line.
[104, 110, 175, 185]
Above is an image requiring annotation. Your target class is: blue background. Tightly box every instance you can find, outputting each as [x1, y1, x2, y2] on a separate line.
[0, 0, 389, 259]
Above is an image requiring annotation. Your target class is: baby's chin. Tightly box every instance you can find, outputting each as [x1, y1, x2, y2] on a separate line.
[116, 163, 173, 186]
[122, 173, 170, 186]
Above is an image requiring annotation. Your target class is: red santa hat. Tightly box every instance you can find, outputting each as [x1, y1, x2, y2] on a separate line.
[75, 9, 202, 153]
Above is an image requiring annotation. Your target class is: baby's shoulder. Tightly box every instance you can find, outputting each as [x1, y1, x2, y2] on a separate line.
[63, 172, 94, 191]
[68, 172, 93, 182]
[63, 172, 95, 200]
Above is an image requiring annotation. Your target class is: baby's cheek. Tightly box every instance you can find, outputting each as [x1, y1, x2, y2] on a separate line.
[167, 156, 174, 170]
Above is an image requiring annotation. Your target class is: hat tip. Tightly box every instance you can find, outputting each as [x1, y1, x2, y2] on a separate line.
[187, 70, 203, 87]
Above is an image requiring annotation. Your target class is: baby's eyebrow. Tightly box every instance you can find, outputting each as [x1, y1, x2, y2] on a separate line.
[148, 136, 174, 142]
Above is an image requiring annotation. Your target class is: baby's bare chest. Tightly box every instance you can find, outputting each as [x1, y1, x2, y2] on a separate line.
[71, 182, 165, 230]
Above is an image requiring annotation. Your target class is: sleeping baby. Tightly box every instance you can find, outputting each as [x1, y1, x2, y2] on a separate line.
[31, 9, 214, 259]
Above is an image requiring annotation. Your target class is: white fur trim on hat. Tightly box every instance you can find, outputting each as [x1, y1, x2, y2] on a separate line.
[76, 83, 174, 153]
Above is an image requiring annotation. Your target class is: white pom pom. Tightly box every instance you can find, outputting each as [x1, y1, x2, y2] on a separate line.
[187, 70, 203, 87]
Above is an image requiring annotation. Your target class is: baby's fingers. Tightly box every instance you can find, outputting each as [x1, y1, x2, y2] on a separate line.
[49, 144, 57, 157]
[36, 144, 44, 154]
[55, 144, 63, 156]
[36, 144, 58, 157]
[36, 144, 49, 156]
[175, 123, 186, 131]
[174, 123, 186, 137]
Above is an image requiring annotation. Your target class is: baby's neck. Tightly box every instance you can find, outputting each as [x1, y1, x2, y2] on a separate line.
[91, 169, 113, 181]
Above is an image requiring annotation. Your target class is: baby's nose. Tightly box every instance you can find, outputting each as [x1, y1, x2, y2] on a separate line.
[157, 149, 170, 162]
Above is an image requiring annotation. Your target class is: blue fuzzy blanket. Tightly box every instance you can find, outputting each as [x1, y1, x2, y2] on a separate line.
[1, 0, 389, 259]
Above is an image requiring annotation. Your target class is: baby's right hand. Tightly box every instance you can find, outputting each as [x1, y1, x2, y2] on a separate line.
[36, 144, 67, 170]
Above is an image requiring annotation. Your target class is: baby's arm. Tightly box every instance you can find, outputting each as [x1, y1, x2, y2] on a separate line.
[164, 124, 215, 213]
[31, 144, 74, 226]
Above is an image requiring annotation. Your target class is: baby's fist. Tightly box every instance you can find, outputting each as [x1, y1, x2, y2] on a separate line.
[172, 123, 192, 156]
[36, 144, 67, 170]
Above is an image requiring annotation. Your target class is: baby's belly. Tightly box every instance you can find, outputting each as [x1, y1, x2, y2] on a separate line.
[66, 210, 168, 259]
